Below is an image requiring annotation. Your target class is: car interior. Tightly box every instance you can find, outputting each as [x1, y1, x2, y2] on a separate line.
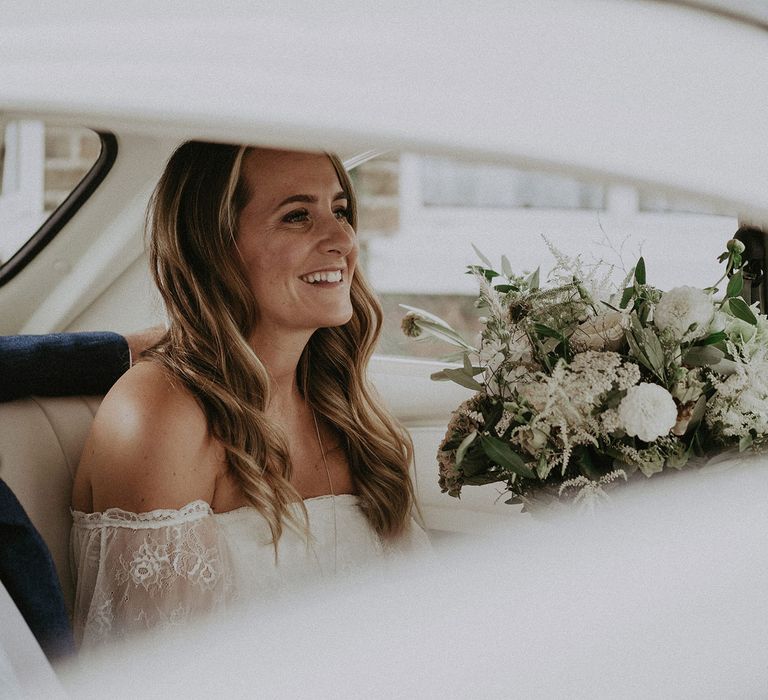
[3, 0, 768, 693]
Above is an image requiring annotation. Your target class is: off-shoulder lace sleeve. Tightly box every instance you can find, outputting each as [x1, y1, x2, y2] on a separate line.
[70, 500, 235, 649]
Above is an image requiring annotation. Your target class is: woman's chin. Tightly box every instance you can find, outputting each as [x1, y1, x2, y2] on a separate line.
[316, 306, 354, 329]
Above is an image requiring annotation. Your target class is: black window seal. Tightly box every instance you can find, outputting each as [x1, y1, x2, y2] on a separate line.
[0, 130, 118, 287]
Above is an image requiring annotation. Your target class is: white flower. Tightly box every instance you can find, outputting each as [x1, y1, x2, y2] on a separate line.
[711, 310, 756, 344]
[617, 383, 678, 442]
[727, 317, 757, 343]
[506, 331, 534, 363]
[516, 425, 550, 456]
[706, 348, 768, 439]
[478, 338, 505, 371]
[570, 310, 628, 352]
[653, 286, 714, 340]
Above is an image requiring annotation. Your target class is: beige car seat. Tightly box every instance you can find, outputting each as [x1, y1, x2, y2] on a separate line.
[0, 396, 101, 617]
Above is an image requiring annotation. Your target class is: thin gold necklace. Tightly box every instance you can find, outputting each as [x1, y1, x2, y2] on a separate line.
[311, 408, 338, 575]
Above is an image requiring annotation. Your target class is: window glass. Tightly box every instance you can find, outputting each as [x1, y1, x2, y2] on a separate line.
[420, 155, 605, 210]
[353, 153, 740, 360]
[638, 190, 734, 216]
[0, 121, 102, 265]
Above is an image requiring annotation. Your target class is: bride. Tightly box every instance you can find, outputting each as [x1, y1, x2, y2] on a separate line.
[70, 143, 429, 647]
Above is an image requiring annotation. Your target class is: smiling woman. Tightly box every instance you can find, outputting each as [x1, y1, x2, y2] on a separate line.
[234, 148, 358, 335]
[69, 142, 429, 648]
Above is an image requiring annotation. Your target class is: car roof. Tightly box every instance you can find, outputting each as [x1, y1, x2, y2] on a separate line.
[2, 0, 768, 216]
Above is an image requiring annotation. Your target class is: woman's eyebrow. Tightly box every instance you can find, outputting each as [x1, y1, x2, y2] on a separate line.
[276, 191, 347, 208]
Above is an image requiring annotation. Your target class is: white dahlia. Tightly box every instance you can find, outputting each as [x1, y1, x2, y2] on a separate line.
[653, 286, 714, 340]
[570, 310, 629, 352]
[617, 383, 678, 443]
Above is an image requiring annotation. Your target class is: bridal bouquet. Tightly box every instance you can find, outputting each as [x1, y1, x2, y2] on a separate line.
[401, 239, 768, 508]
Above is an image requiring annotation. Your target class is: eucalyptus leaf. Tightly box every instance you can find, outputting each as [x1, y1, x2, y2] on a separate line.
[415, 319, 476, 350]
[455, 430, 478, 467]
[478, 435, 536, 479]
[440, 367, 484, 391]
[641, 327, 666, 377]
[625, 329, 656, 376]
[527, 267, 541, 291]
[697, 331, 727, 346]
[629, 312, 645, 335]
[683, 345, 725, 367]
[635, 257, 646, 285]
[493, 284, 516, 293]
[533, 323, 565, 340]
[501, 255, 513, 278]
[399, 304, 454, 328]
[727, 297, 758, 325]
[686, 395, 707, 434]
[636, 299, 651, 325]
[620, 286, 634, 309]
[726, 271, 744, 299]
[471, 243, 494, 269]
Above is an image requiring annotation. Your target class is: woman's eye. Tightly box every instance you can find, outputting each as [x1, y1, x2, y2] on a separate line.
[283, 209, 309, 223]
[334, 208, 350, 221]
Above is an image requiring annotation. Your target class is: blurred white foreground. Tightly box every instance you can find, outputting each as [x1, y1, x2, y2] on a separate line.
[60, 450, 768, 699]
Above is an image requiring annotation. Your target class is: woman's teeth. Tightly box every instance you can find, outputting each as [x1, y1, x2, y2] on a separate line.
[300, 270, 342, 284]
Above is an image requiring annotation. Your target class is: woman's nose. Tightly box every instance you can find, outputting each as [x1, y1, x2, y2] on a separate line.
[320, 215, 355, 256]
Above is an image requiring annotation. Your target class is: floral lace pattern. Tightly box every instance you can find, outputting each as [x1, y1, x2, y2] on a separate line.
[71, 496, 431, 649]
[71, 501, 235, 648]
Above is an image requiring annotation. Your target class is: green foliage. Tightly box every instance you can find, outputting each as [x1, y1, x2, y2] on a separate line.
[455, 430, 477, 467]
[726, 297, 757, 325]
[431, 367, 484, 391]
[725, 271, 744, 299]
[634, 256, 646, 285]
[471, 243, 494, 269]
[682, 345, 725, 367]
[625, 313, 666, 380]
[478, 435, 535, 479]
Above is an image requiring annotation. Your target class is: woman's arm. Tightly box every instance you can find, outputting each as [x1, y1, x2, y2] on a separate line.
[70, 362, 232, 647]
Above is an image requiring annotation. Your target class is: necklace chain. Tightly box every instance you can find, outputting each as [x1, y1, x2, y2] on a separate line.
[311, 408, 338, 574]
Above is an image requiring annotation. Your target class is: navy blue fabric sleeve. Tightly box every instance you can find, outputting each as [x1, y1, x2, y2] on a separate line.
[0, 479, 75, 660]
[0, 332, 129, 401]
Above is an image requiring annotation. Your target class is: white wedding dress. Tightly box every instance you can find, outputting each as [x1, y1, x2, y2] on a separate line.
[71, 494, 430, 648]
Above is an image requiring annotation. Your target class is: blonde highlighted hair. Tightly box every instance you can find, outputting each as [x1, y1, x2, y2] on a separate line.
[145, 142, 415, 545]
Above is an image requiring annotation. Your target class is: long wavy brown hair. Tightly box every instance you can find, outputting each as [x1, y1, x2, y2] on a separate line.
[145, 142, 415, 546]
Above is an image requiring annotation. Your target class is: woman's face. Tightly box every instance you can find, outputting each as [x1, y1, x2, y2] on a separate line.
[235, 149, 358, 336]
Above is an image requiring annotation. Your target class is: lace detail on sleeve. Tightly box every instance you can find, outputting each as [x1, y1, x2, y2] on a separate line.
[70, 500, 236, 649]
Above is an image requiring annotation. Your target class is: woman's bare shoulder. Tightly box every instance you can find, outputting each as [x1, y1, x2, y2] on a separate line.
[75, 360, 225, 513]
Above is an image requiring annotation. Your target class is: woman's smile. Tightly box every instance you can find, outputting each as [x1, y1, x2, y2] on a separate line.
[299, 268, 345, 286]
